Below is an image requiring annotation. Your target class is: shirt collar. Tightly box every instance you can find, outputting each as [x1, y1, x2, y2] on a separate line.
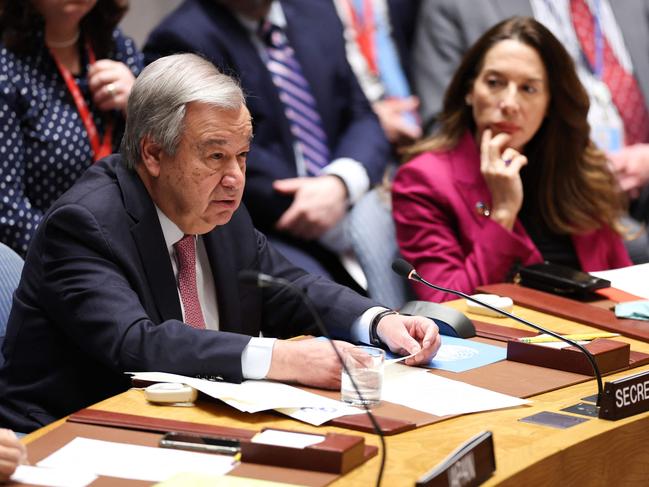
[234, 1, 287, 34]
[155, 206, 185, 253]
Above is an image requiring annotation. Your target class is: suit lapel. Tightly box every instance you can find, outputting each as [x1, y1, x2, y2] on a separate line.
[209, 3, 295, 156]
[451, 133, 494, 226]
[210, 8, 276, 122]
[116, 162, 182, 323]
[202, 226, 240, 334]
[201, 210, 262, 337]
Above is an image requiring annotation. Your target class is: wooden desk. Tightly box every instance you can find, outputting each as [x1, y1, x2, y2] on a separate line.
[24, 303, 649, 486]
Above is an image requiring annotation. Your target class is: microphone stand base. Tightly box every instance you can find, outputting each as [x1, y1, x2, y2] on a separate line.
[399, 301, 476, 338]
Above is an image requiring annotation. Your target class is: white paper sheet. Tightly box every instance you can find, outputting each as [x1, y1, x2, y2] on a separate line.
[131, 365, 528, 425]
[251, 429, 325, 449]
[129, 371, 364, 425]
[381, 364, 529, 417]
[591, 263, 649, 300]
[275, 403, 365, 425]
[37, 437, 234, 482]
[10, 465, 97, 487]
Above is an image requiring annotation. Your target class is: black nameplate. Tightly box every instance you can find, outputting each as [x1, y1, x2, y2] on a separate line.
[416, 431, 495, 487]
[599, 369, 649, 420]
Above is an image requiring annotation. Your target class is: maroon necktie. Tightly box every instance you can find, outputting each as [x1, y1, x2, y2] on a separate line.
[570, 0, 649, 144]
[174, 235, 206, 329]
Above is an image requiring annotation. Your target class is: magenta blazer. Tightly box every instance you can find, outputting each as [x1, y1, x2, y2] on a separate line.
[392, 132, 632, 302]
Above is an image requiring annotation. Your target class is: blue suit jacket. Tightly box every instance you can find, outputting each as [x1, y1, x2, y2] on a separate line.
[0, 155, 376, 432]
[143, 0, 390, 232]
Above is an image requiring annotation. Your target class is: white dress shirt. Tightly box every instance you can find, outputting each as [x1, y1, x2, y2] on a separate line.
[155, 207, 381, 379]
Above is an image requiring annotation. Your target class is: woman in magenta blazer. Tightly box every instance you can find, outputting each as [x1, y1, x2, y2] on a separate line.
[393, 17, 631, 302]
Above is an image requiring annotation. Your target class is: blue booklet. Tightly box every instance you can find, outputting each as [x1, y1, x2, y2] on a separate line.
[388, 336, 507, 373]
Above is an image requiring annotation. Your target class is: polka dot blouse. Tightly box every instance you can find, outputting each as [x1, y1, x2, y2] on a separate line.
[0, 29, 143, 256]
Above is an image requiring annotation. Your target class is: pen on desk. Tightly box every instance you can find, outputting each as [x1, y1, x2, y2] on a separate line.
[520, 332, 620, 344]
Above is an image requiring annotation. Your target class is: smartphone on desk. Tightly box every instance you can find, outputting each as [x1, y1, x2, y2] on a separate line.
[159, 432, 241, 455]
[517, 262, 611, 297]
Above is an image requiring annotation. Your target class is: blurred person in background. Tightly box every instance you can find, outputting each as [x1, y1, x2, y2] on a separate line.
[412, 0, 649, 263]
[0, 0, 143, 256]
[333, 0, 422, 148]
[393, 17, 631, 302]
[143, 0, 391, 292]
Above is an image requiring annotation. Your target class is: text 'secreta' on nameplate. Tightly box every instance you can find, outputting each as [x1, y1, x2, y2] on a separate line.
[599, 370, 649, 420]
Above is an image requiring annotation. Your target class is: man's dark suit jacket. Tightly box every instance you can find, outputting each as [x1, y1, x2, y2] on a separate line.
[387, 0, 422, 82]
[0, 155, 376, 432]
[143, 0, 391, 234]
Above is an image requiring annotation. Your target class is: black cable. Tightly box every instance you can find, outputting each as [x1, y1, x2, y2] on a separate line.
[391, 258, 603, 406]
[238, 270, 386, 486]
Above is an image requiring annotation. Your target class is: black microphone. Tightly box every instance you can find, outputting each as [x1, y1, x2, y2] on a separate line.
[238, 270, 386, 487]
[391, 258, 604, 406]
[239, 270, 289, 289]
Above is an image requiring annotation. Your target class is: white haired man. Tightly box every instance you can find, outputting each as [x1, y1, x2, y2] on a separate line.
[0, 54, 441, 433]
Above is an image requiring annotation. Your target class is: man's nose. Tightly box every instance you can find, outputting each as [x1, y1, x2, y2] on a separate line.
[221, 159, 244, 189]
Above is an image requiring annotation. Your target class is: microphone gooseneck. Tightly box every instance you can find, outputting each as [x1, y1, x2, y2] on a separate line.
[391, 259, 604, 406]
[238, 270, 387, 487]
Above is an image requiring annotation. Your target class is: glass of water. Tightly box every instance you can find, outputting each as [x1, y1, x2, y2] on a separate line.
[341, 345, 385, 407]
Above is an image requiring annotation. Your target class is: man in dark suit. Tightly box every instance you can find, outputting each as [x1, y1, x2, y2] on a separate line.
[143, 0, 391, 285]
[0, 54, 440, 433]
[332, 0, 422, 148]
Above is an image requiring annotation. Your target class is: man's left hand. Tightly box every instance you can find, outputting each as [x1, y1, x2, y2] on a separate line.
[372, 96, 422, 145]
[274, 175, 348, 240]
[609, 144, 649, 198]
[376, 314, 441, 366]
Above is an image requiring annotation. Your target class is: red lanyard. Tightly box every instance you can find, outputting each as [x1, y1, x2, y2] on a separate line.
[344, 0, 378, 76]
[49, 39, 113, 162]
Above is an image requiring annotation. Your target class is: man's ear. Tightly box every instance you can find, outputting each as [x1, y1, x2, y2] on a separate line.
[139, 136, 164, 178]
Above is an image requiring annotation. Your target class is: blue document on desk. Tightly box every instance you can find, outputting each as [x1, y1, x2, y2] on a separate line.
[388, 336, 507, 373]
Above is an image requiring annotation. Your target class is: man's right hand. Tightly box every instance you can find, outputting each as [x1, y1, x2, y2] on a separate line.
[266, 338, 355, 389]
[372, 96, 422, 145]
[0, 429, 27, 481]
[273, 176, 348, 240]
[609, 143, 649, 199]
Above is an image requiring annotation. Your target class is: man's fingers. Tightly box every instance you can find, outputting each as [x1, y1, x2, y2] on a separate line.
[275, 204, 301, 231]
[273, 178, 304, 194]
[275, 203, 321, 238]
[396, 120, 422, 141]
[391, 331, 422, 357]
[420, 320, 439, 348]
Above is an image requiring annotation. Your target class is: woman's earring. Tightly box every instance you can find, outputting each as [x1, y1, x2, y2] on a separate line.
[465, 95, 472, 106]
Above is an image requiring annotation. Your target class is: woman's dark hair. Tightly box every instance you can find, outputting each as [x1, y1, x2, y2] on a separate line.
[0, 0, 127, 58]
[404, 16, 625, 234]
